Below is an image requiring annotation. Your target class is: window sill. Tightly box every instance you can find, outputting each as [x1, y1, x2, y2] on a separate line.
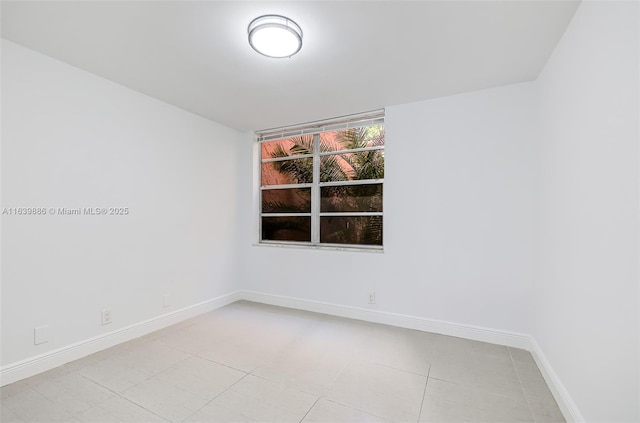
[253, 242, 384, 254]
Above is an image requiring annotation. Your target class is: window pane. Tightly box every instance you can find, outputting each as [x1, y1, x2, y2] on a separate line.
[261, 158, 313, 186]
[321, 184, 383, 212]
[262, 216, 311, 242]
[319, 125, 385, 152]
[320, 150, 384, 182]
[262, 188, 311, 213]
[320, 216, 383, 246]
[261, 136, 314, 160]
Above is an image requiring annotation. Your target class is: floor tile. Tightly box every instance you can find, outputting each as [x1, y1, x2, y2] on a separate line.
[79, 355, 151, 393]
[430, 335, 513, 366]
[430, 364, 523, 401]
[152, 356, 246, 398]
[530, 403, 566, 423]
[122, 356, 245, 422]
[509, 347, 538, 371]
[156, 318, 236, 355]
[518, 367, 554, 402]
[0, 380, 30, 400]
[326, 361, 426, 422]
[193, 304, 311, 368]
[301, 398, 390, 423]
[80, 342, 137, 364]
[420, 378, 533, 423]
[252, 332, 351, 396]
[311, 316, 371, 349]
[30, 371, 116, 415]
[79, 340, 190, 393]
[196, 337, 279, 373]
[12, 365, 72, 389]
[61, 352, 110, 373]
[75, 396, 168, 422]
[0, 405, 24, 423]
[184, 375, 317, 423]
[356, 326, 433, 376]
[424, 337, 518, 395]
[115, 340, 191, 376]
[0, 387, 79, 422]
[515, 365, 565, 422]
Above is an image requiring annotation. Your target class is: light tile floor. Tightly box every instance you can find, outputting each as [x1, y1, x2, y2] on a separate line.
[0, 301, 565, 423]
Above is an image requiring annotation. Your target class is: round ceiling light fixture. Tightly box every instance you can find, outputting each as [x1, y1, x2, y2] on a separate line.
[248, 15, 303, 58]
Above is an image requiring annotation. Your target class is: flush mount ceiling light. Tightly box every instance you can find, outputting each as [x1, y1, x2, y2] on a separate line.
[248, 15, 303, 58]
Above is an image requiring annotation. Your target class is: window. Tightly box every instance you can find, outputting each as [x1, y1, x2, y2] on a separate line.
[258, 111, 384, 249]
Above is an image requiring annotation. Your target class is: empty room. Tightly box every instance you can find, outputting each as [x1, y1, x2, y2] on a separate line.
[1, 1, 638, 422]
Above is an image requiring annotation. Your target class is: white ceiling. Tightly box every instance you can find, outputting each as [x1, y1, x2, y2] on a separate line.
[1, 1, 579, 131]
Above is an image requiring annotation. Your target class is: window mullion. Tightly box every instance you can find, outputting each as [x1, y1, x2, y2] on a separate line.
[318, 146, 384, 156]
[319, 179, 383, 187]
[261, 153, 314, 163]
[311, 134, 321, 244]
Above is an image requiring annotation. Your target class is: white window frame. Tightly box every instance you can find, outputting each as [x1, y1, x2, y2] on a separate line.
[257, 110, 384, 250]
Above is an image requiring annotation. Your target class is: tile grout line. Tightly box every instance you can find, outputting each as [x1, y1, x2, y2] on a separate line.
[321, 397, 389, 421]
[75, 373, 170, 422]
[122, 388, 183, 422]
[247, 372, 320, 398]
[417, 364, 431, 423]
[118, 348, 195, 392]
[298, 397, 320, 423]
[179, 371, 251, 423]
[508, 347, 537, 423]
[371, 361, 430, 377]
[30, 372, 111, 418]
[118, 396, 172, 422]
[77, 372, 125, 397]
[195, 353, 253, 374]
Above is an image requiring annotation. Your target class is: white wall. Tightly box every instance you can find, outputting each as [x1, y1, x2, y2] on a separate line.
[236, 81, 537, 335]
[1, 40, 244, 366]
[534, 2, 639, 422]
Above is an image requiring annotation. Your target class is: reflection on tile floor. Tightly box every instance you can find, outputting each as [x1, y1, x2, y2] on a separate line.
[0, 301, 565, 422]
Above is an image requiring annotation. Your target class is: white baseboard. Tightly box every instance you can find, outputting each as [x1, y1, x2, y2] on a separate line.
[0, 290, 242, 387]
[529, 338, 585, 423]
[241, 290, 532, 349]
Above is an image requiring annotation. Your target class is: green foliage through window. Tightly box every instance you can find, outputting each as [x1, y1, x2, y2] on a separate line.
[260, 124, 384, 247]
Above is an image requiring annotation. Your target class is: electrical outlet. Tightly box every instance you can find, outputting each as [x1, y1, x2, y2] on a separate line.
[34, 325, 49, 345]
[368, 292, 376, 304]
[101, 309, 112, 325]
[162, 294, 171, 308]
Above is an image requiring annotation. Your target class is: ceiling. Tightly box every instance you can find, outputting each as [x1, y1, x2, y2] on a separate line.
[1, 1, 579, 131]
